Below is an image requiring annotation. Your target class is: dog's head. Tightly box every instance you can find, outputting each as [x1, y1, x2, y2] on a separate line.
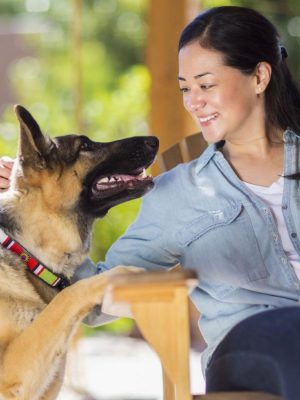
[14, 105, 158, 217]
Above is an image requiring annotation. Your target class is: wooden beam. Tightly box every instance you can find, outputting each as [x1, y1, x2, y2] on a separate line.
[72, 0, 83, 132]
[146, 0, 201, 165]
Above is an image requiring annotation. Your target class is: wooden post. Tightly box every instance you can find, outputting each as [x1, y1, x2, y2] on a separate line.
[146, 0, 201, 174]
[72, 0, 83, 132]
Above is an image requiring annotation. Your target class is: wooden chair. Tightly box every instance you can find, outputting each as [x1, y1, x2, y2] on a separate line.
[106, 133, 282, 400]
[157, 131, 207, 171]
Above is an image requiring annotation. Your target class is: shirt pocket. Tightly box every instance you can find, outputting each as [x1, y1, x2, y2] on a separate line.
[175, 202, 269, 288]
[177, 203, 243, 247]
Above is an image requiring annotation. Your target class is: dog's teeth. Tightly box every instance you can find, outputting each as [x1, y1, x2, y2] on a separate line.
[141, 169, 147, 178]
[138, 169, 147, 178]
[99, 177, 109, 183]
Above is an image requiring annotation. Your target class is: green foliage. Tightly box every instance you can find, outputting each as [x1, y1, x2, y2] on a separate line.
[82, 317, 134, 337]
[203, 0, 234, 7]
[90, 198, 142, 262]
[0, 0, 147, 335]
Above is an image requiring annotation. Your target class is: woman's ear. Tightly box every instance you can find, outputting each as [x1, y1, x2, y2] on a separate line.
[254, 62, 272, 94]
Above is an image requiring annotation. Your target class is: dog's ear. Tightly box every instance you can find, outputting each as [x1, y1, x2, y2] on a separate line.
[14, 104, 52, 168]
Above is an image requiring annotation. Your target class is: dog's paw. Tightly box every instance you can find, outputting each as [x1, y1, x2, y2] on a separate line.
[70, 266, 145, 309]
[0, 382, 23, 400]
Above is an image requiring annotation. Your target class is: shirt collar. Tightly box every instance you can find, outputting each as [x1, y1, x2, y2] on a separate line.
[195, 140, 224, 174]
[284, 128, 300, 144]
[195, 129, 300, 175]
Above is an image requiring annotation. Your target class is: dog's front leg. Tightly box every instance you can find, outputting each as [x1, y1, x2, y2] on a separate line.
[0, 273, 110, 400]
[39, 357, 66, 400]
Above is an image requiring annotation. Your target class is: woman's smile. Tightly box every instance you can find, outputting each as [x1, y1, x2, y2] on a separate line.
[197, 112, 219, 126]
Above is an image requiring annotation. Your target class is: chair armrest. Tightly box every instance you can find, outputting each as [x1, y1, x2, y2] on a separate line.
[110, 268, 198, 289]
[102, 269, 198, 318]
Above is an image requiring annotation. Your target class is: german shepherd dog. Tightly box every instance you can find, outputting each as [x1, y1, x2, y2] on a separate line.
[0, 105, 158, 400]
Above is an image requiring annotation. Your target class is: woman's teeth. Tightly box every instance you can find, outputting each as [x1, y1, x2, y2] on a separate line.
[199, 113, 218, 123]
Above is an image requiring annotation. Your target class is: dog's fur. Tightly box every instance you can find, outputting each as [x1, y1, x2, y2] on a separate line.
[0, 105, 158, 400]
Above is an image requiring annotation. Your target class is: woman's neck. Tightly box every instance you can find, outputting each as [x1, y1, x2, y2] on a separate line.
[220, 128, 284, 187]
[222, 128, 284, 161]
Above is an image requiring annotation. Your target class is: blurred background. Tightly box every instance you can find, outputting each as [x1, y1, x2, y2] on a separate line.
[1, 0, 300, 398]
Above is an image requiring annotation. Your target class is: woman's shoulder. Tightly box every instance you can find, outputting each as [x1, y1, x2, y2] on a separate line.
[153, 159, 195, 188]
[154, 143, 215, 184]
[140, 144, 217, 217]
[145, 145, 213, 203]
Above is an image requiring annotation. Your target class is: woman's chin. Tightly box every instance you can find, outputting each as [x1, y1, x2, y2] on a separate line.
[201, 129, 225, 144]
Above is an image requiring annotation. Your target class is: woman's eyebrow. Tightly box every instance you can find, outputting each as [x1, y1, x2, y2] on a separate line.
[178, 72, 213, 81]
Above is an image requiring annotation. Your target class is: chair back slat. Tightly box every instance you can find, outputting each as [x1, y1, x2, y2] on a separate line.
[158, 143, 183, 172]
[183, 132, 207, 161]
[158, 132, 207, 173]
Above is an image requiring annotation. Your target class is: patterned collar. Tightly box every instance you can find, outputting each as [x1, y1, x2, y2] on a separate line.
[0, 227, 70, 290]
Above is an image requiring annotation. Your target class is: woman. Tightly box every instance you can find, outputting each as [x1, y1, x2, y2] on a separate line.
[2, 6, 300, 399]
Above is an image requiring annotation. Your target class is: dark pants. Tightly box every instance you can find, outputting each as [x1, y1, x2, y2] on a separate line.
[205, 307, 300, 400]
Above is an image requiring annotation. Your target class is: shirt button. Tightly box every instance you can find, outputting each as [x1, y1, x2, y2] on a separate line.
[282, 204, 288, 210]
[291, 232, 297, 238]
[272, 233, 278, 241]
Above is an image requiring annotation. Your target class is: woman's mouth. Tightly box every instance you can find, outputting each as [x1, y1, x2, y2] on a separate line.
[198, 113, 219, 126]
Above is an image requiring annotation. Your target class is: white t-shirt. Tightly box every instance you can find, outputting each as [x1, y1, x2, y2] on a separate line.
[243, 176, 300, 280]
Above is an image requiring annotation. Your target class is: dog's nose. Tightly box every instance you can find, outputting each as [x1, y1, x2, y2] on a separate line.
[145, 136, 159, 152]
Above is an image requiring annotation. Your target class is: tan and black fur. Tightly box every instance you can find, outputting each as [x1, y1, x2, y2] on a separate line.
[0, 105, 158, 400]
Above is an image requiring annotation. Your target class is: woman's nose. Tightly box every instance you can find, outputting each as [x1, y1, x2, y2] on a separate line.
[184, 92, 206, 113]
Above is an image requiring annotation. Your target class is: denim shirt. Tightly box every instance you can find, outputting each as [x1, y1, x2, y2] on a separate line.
[89, 129, 300, 370]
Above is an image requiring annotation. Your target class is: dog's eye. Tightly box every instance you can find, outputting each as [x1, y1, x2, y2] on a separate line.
[80, 141, 90, 151]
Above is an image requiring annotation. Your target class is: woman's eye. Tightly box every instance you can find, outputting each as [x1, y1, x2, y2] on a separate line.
[179, 87, 189, 93]
[200, 84, 214, 90]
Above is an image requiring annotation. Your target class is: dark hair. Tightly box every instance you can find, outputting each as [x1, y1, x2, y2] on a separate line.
[179, 6, 300, 140]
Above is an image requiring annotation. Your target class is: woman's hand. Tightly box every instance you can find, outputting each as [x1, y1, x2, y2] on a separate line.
[0, 157, 14, 190]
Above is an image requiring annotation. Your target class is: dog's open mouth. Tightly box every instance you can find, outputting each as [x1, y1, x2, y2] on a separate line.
[92, 167, 153, 199]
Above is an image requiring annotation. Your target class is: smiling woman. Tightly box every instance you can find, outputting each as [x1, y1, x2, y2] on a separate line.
[86, 6, 300, 400]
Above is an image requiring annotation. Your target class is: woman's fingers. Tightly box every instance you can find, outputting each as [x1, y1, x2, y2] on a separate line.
[0, 177, 10, 190]
[0, 166, 12, 180]
[0, 156, 14, 167]
[0, 157, 15, 190]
